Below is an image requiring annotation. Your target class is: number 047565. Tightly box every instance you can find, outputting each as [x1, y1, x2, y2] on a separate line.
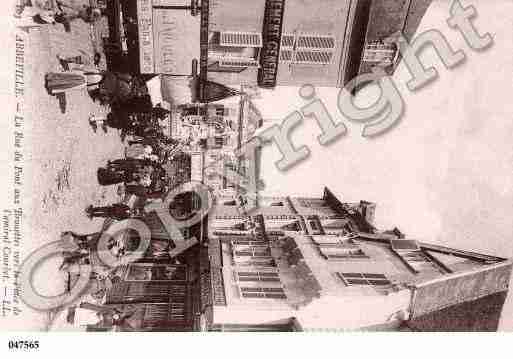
[8, 340, 39, 350]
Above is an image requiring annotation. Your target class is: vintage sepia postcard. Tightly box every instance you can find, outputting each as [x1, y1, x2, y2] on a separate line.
[1, 0, 513, 354]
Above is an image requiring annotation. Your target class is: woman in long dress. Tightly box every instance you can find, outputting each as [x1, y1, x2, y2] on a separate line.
[44, 70, 103, 95]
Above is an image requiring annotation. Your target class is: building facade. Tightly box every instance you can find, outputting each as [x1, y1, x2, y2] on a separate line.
[65, 187, 512, 332]
[131, 0, 433, 92]
[199, 188, 512, 331]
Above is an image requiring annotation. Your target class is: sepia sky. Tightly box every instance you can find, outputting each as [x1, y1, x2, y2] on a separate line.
[255, 0, 513, 330]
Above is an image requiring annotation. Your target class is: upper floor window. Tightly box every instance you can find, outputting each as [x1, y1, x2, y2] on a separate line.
[298, 198, 328, 208]
[233, 270, 286, 299]
[318, 246, 368, 260]
[234, 246, 271, 257]
[281, 221, 302, 232]
[391, 239, 448, 274]
[235, 271, 280, 283]
[280, 33, 336, 65]
[336, 272, 391, 287]
[239, 287, 287, 299]
[270, 201, 284, 207]
[313, 235, 367, 260]
[208, 31, 262, 72]
[231, 239, 269, 246]
[362, 40, 398, 66]
[232, 243, 275, 267]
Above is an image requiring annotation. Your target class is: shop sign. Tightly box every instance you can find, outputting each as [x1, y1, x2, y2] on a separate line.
[137, 0, 155, 73]
[257, 0, 286, 88]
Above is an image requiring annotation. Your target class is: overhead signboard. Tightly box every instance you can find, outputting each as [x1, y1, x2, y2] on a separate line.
[153, 9, 201, 75]
[257, 0, 286, 88]
[137, 0, 155, 74]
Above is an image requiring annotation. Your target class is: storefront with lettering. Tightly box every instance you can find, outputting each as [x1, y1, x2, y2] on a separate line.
[136, 0, 201, 75]
[134, 0, 427, 90]
[204, 0, 359, 89]
[134, 0, 361, 92]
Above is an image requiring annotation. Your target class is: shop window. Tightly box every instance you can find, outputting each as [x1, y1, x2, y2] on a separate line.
[336, 272, 391, 287]
[124, 264, 188, 282]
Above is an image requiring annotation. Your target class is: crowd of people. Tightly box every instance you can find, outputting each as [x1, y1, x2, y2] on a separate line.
[20, 2, 196, 329]
[54, 110, 183, 328]
[16, 0, 102, 31]
[54, 91, 182, 284]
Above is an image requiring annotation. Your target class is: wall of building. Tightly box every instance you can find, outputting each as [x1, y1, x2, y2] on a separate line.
[206, 190, 493, 329]
[206, 0, 359, 88]
[275, 0, 355, 87]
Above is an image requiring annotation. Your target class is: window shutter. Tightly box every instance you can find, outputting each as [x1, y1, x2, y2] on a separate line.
[279, 49, 294, 62]
[219, 59, 260, 68]
[311, 236, 344, 246]
[220, 31, 262, 48]
[294, 50, 333, 65]
[318, 246, 367, 260]
[289, 34, 336, 65]
[296, 34, 335, 50]
[240, 287, 287, 299]
[231, 239, 269, 246]
[235, 271, 280, 282]
[232, 243, 275, 267]
[336, 272, 391, 286]
[281, 34, 295, 48]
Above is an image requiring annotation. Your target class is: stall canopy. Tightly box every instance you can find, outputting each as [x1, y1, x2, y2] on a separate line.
[197, 79, 241, 103]
[146, 75, 163, 106]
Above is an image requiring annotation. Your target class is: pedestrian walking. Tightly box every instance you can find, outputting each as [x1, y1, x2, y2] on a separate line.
[44, 70, 103, 95]
[85, 203, 135, 221]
